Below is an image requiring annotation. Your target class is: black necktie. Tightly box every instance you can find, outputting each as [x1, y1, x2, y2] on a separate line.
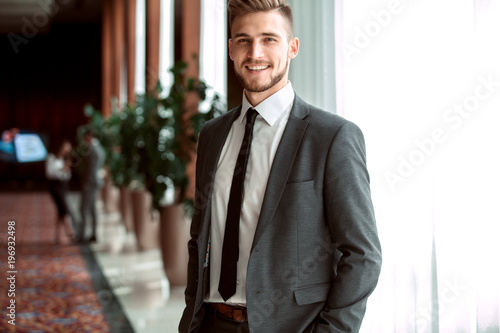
[218, 108, 258, 301]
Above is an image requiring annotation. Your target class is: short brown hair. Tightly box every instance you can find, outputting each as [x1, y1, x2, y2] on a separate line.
[228, 0, 294, 40]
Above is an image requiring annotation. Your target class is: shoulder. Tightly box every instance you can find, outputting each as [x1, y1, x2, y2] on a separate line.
[46, 153, 59, 162]
[295, 97, 364, 139]
[199, 106, 239, 135]
[308, 105, 349, 127]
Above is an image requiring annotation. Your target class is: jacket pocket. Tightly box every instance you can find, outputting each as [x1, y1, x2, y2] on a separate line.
[293, 281, 331, 305]
[285, 180, 315, 193]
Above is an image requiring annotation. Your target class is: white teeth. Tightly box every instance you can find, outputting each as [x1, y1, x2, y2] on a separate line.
[247, 66, 269, 71]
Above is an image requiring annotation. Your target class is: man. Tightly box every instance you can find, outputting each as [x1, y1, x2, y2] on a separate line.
[76, 128, 105, 243]
[180, 0, 382, 332]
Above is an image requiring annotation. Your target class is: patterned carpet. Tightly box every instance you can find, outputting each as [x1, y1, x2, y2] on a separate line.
[0, 191, 132, 332]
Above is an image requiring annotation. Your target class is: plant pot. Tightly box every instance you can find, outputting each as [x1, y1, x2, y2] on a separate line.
[131, 189, 160, 251]
[159, 204, 190, 287]
[119, 186, 134, 233]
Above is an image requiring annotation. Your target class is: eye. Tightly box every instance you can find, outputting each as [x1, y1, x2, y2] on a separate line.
[237, 38, 249, 44]
[265, 37, 276, 42]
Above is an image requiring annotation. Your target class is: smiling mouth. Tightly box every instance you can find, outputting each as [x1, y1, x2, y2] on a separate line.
[246, 65, 270, 72]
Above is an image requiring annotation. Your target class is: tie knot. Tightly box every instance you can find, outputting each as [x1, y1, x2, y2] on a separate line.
[246, 108, 258, 125]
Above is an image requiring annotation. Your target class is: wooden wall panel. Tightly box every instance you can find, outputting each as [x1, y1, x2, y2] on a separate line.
[182, 0, 200, 79]
[146, 0, 161, 93]
[112, 0, 125, 108]
[101, 0, 112, 116]
[126, 0, 137, 104]
[179, 0, 201, 200]
[0, 23, 101, 182]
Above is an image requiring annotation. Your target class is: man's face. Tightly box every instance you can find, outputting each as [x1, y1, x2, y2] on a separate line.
[229, 10, 299, 100]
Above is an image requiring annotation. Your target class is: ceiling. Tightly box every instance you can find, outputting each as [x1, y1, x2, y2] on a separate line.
[0, 0, 103, 35]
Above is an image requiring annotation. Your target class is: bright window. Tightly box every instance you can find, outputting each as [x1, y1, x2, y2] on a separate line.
[135, 0, 146, 95]
[340, 1, 500, 331]
[159, 0, 174, 96]
[200, 0, 227, 106]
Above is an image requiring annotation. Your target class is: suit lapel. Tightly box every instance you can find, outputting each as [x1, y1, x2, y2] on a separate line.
[251, 95, 310, 251]
[203, 107, 242, 186]
[198, 107, 241, 259]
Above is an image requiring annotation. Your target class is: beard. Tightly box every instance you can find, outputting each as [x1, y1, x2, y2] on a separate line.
[234, 59, 289, 93]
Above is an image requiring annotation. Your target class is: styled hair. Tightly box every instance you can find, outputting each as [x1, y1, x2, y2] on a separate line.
[227, 0, 294, 40]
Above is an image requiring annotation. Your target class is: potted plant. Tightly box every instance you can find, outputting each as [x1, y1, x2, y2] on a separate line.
[142, 60, 223, 286]
[115, 98, 162, 251]
[80, 100, 160, 251]
[80, 60, 223, 283]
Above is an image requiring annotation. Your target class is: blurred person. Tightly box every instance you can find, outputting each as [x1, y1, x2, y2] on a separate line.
[45, 139, 76, 243]
[179, 0, 382, 332]
[76, 128, 105, 243]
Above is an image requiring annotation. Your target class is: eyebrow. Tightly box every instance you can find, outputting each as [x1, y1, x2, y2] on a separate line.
[233, 32, 281, 39]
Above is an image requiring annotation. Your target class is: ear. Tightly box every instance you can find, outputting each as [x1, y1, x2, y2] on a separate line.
[229, 39, 234, 60]
[288, 37, 299, 60]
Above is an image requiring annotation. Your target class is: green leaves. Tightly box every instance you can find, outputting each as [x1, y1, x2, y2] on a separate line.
[79, 60, 225, 213]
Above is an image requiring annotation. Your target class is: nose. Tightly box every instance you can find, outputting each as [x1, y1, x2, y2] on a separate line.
[248, 41, 264, 59]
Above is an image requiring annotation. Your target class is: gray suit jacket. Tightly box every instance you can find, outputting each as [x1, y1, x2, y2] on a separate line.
[80, 138, 105, 189]
[180, 95, 382, 333]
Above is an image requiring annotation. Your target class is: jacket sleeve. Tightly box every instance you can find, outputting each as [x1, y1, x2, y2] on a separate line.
[179, 127, 206, 333]
[314, 122, 382, 332]
[80, 144, 95, 185]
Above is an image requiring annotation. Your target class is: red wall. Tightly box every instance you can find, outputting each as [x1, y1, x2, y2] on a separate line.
[0, 23, 101, 184]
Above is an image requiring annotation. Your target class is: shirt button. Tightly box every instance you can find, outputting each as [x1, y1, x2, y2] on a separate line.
[237, 280, 240, 285]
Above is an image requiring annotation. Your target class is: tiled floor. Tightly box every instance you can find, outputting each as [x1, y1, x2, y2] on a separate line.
[87, 192, 186, 333]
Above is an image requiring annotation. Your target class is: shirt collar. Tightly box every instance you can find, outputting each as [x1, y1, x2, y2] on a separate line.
[240, 82, 295, 126]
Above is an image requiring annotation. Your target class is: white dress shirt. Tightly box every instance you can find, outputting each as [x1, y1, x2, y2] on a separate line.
[45, 154, 71, 181]
[206, 82, 295, 305]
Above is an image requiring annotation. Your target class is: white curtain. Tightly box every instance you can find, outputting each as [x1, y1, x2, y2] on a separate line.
[337, 0, 500, 332]
[288, 0, 336, 113]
